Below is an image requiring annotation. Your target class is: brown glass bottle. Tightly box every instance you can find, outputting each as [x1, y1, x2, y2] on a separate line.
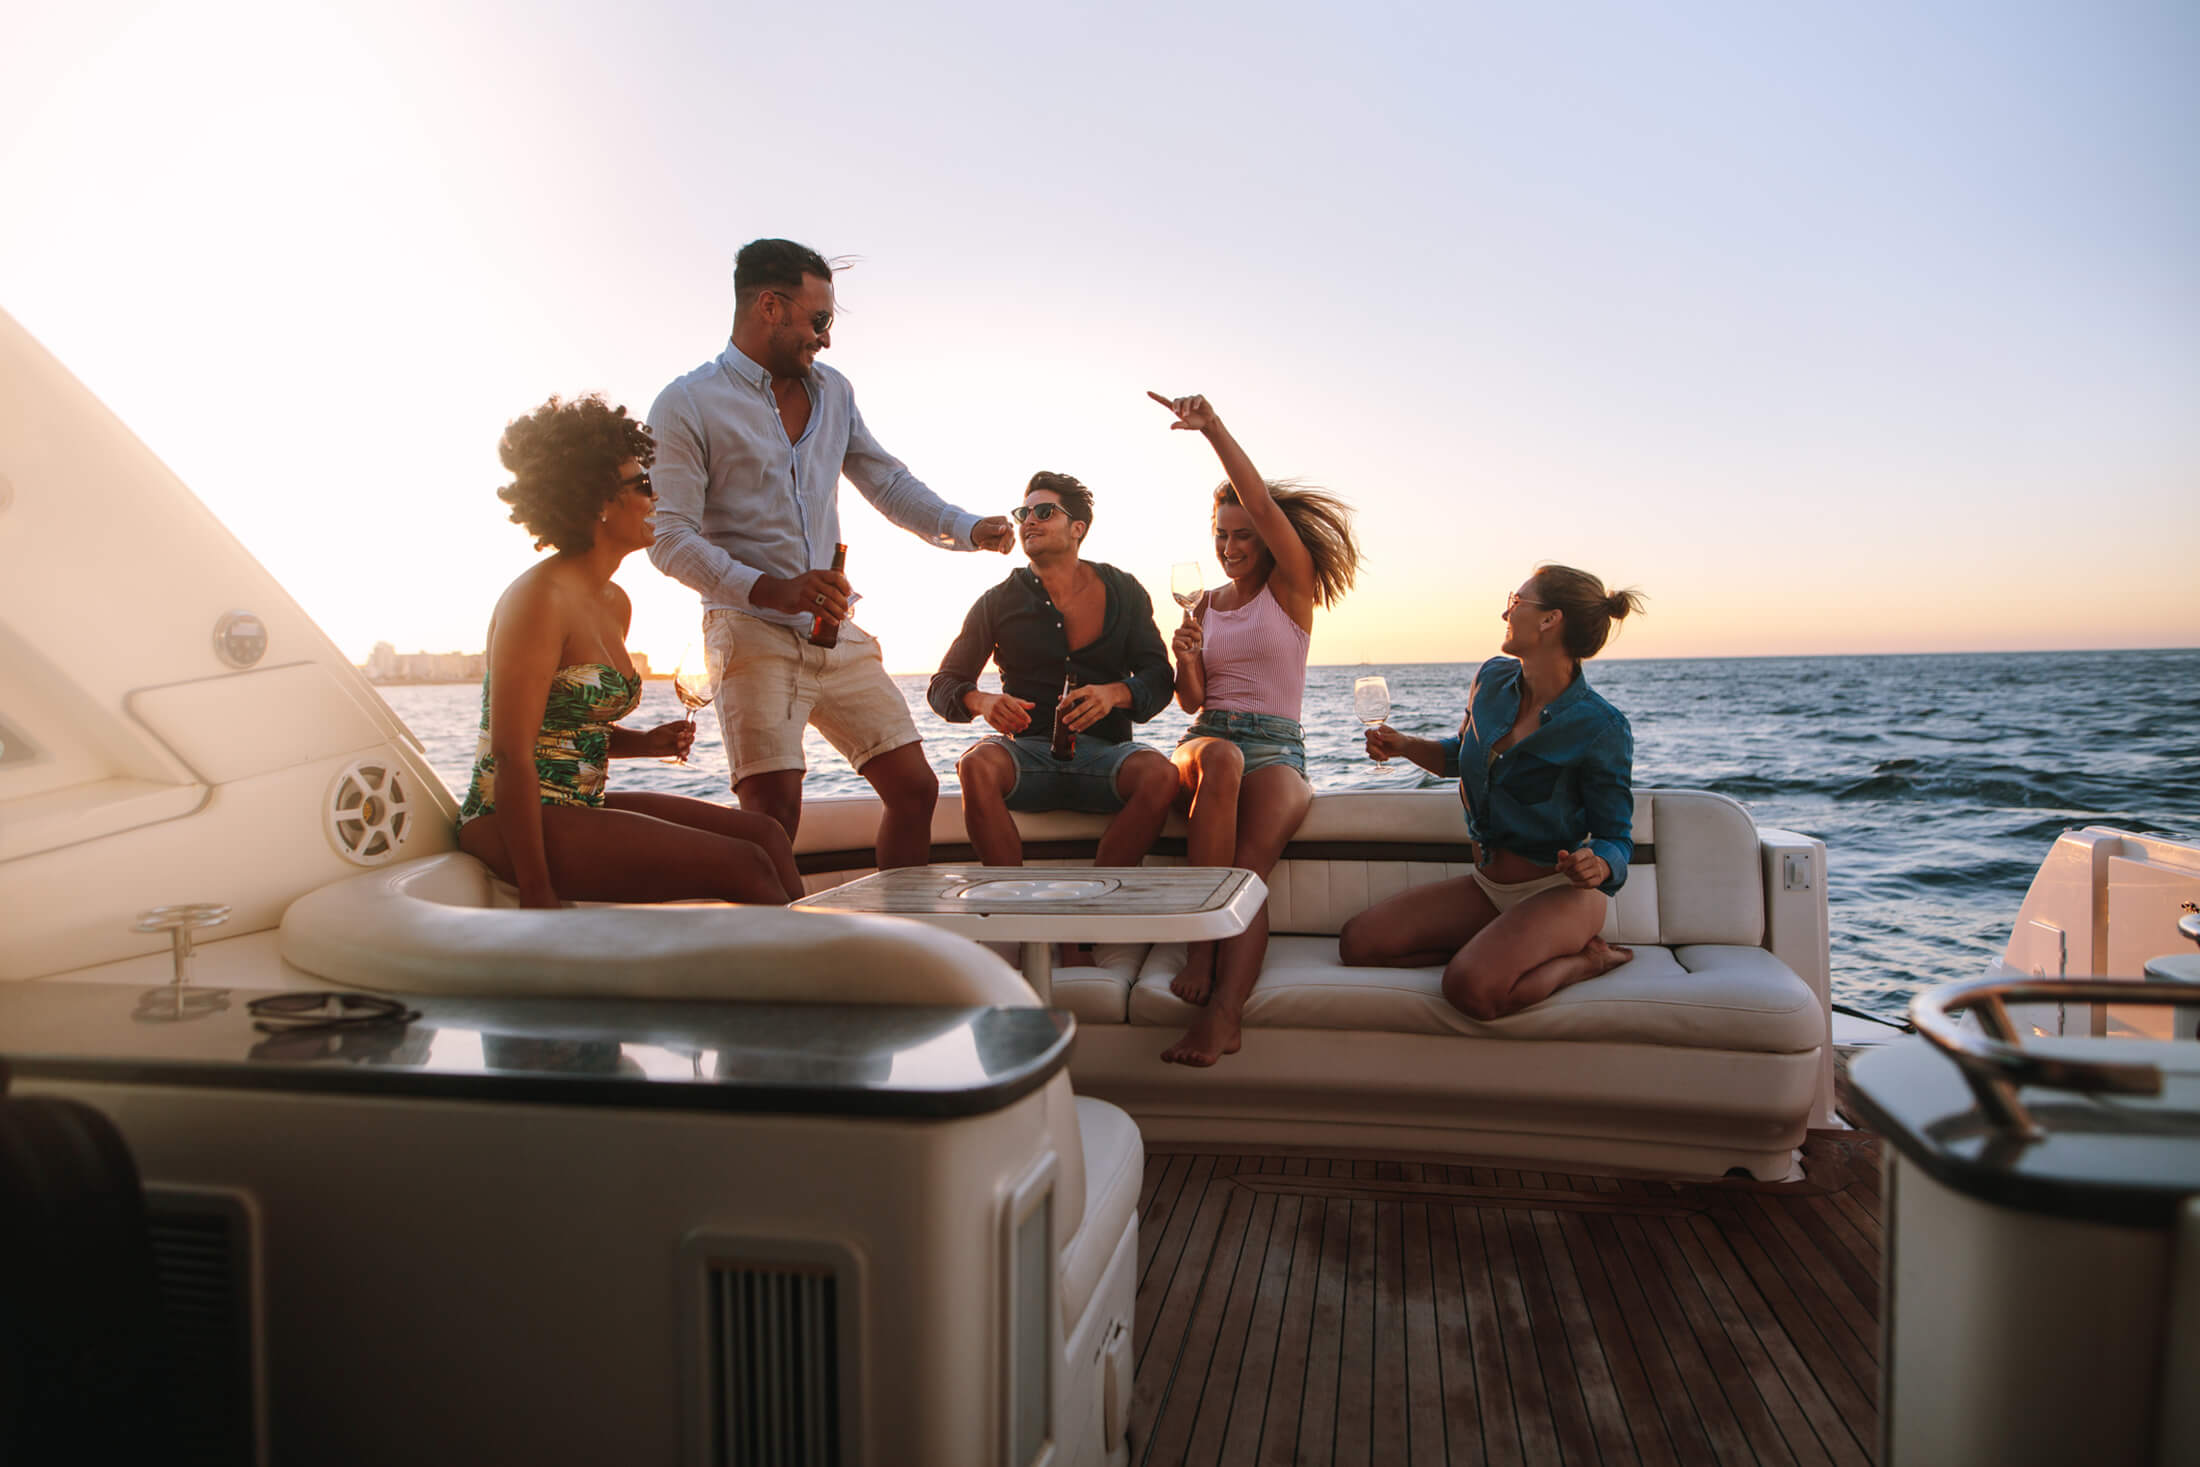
[807, 543, 848, 648]
[1050, 671, 1080, 760]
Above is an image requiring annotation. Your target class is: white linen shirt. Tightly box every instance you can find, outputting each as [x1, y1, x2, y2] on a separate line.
[646, 343, 983, 630]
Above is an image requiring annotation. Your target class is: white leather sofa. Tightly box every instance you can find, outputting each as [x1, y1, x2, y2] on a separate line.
[790, 786, 1834, 1181]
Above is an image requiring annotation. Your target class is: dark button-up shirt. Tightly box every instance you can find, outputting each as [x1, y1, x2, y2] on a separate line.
[928, 562, 1174, 744]
[1434, 656, 1635, 894]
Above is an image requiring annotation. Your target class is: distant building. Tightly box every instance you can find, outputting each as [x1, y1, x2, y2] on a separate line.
[631, 652, 652, 678]
[361, 646, 487, 684]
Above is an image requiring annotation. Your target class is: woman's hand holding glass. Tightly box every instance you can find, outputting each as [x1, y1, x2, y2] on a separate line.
[1364, 723, 1411, 763]
[662, 645, 713, 764]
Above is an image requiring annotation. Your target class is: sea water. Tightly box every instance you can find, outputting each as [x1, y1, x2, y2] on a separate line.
[380, 648, 2200, 1022]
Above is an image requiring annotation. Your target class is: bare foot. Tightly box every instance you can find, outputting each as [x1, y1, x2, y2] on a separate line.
[1584, 937, 1634, 977]
[1169, 947, 1215, 1005]
[1161, 1007, 1243, 1066]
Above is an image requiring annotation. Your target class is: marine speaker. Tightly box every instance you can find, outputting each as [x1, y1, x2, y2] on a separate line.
[325, 760, 414, 865]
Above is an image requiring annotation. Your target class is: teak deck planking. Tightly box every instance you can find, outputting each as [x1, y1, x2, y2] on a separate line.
[1128, 1129, 1883, 1466]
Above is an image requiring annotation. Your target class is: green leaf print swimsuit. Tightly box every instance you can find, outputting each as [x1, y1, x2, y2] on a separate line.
[457, 663, 644, 823]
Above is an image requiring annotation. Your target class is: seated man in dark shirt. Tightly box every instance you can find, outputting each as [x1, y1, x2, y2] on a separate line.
[928, 472, 1178, 868]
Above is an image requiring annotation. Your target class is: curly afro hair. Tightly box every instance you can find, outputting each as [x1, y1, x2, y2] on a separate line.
[495, 394, 656, 553]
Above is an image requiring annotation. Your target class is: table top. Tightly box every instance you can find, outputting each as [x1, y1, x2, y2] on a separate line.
[793, 865, 1268, 942]
[0, 982, 1073, 1120]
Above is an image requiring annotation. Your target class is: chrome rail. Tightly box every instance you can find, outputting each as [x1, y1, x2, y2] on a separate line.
[1910, 975, 2200, 1139]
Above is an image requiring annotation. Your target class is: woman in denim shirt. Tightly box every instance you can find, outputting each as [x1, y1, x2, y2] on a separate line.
[1341, 566, 1644, 1019]
[1149, 390, 1362, 1065]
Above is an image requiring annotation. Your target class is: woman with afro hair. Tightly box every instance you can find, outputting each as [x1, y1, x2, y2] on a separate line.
[455, 394, 802, 907]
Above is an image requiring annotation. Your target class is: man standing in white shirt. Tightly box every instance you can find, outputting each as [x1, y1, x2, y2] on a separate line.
[648, 239, 1013, 865]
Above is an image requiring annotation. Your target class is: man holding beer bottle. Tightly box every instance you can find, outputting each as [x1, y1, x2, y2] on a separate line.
[928, 473, 1178, 869]
[646, 239, 1013, 866]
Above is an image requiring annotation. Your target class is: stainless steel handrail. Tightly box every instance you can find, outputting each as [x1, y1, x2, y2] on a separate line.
[1910, 975, 2200, 1139]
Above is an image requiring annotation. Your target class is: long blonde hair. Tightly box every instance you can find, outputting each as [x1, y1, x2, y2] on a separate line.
[1213, 479, 1362, 608]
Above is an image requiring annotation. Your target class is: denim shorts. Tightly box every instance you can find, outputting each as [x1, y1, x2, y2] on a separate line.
[1178, 709, 1308, 778]
[981, 732, 1159, 814]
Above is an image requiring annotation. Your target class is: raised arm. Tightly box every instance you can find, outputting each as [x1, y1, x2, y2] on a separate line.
[1148, 391, 1316, 627]
[482, 581, 566, 909]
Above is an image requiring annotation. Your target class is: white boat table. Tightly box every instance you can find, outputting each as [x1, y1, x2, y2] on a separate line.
[792, 866, 1268, 1002]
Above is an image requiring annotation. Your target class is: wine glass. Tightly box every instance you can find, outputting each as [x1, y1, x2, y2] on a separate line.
[1353, 674, 1392, 760]
[1170, 561, 1205, 611]
[662, 644, 714, 764]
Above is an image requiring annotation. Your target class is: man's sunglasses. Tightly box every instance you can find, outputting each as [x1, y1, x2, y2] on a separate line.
[1009, 503, 1075, 525]
[247, 991, 421, 1035]
[765, 290, 834, 335]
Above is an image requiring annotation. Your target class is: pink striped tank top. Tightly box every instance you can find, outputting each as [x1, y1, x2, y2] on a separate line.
[1199, 583, 1311, 719]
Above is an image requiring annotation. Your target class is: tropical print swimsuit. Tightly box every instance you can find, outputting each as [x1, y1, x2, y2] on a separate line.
[457, 663, 643, 824]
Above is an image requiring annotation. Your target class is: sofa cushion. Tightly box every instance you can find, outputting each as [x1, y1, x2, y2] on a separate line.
[1051, 944, 1145, 1024]
[1652, 791, 1764, 945]
[1129, 936, 1821, 1053]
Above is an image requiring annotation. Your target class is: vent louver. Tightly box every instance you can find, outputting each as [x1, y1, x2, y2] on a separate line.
[703, 1260, 848, 1467]
[145, 1186, 263, 1467]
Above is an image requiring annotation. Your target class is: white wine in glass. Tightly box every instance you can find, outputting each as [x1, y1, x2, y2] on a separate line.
[1170, 561, 1205, 611]
[662, 645, 714, 765]
[1354, 674, 1393, 761]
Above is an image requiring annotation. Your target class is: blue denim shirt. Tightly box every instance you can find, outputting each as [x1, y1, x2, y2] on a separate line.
[1434, 656, 1634, 894]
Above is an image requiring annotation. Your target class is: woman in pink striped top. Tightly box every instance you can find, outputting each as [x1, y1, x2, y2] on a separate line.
[1148, 391, 1361, 1066]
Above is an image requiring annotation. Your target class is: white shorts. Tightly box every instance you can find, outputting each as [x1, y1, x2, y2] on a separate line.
[1470, 866, 1582, 914]
[703, 610, 921, 785]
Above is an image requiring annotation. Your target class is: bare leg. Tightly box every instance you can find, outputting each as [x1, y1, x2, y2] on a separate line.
[603, 791, 803, 902]
[1167, 738, 1243, 1003]
[860, 741, 938, 869]
[1338, 874, 1500, 968]
[734, 769, 804, 844]
[955, 743, 1023, 867]
[1093, 750, 1177, 868]
[1443, 886, 1623, 1020]
[1506, 936, 1634, 1010]
[458, 803, 793, 905]
[1163, 764, 1313, 1066]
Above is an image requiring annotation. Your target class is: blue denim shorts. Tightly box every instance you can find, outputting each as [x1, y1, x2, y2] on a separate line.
[1178, 709, 1308, 778]
[981, 732, 1158, 814]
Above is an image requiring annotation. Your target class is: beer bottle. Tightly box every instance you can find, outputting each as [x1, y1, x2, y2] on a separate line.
[808, 543, 848, 648]
[1050, 671, 1080, 761]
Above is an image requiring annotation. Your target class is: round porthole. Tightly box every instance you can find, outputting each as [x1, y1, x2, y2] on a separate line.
[213, 609, 268, 668]
[326, 761, 413, 865]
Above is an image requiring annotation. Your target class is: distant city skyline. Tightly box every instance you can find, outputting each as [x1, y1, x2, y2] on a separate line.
[6, 2, 2193, 675]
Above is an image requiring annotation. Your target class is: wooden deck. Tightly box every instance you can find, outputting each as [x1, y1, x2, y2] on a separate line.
[1128, 1128, 1883, 1466]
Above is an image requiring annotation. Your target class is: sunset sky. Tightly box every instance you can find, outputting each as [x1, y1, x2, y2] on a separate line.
[4, 1, 2194, 672]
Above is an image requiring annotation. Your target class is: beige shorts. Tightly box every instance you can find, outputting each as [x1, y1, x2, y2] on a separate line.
[702, 609, 921, 784]
[1470, 865, 1583, 914]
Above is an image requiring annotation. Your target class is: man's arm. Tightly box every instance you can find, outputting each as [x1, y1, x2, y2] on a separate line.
[927, 591, 998, 723]
[645, 382, 768, 609]
[841, 395, 1011, 552]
